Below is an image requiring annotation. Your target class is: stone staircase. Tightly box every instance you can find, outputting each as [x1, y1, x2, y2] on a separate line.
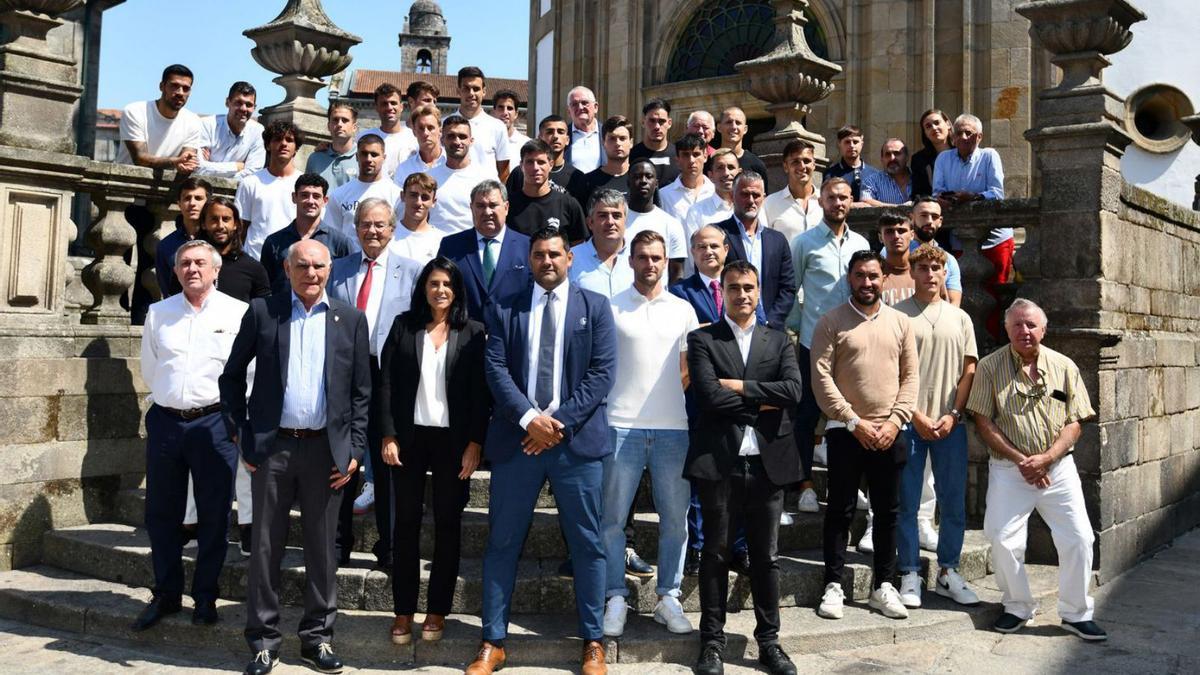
[0, 466, 1058, 668]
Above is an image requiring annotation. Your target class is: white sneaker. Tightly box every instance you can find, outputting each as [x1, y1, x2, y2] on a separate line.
[936, 569, 981, 606]
[817, 582, 844, 619]
[352, 481, 375, 515]
[797, 488, 820, 513]
[869, 582, 910, 619]
[780, 511, 794, 526]
[898, 571, 922, 608]
[918, 519, 939, 552]
[857, 523, 874, 554]
[653, 595, 693, 634]
[856, 490, 870, 510]
[603, 595, 628, 637]
[814, 439, 828, 465]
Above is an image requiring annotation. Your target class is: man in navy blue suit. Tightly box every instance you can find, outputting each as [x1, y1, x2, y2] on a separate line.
[715, 171, 796, 330]
[436, 179, 531, 322]
[466, 227, 616, 675]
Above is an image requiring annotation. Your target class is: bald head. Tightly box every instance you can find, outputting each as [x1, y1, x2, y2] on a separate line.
[284, 239, 332, 307]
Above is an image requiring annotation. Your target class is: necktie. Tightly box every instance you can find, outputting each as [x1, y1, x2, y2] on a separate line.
[356, 258, 375, 311]
[709, 279, 723, 318]
[482, 238, 497, 287]
[535, 291, 556, 410]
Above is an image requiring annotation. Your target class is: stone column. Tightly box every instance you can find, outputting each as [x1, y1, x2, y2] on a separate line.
[735, 0, 841, 187]
[79, 191, 136, 325]
[0, 0, 85, 154]
[244, 0, 361, 168]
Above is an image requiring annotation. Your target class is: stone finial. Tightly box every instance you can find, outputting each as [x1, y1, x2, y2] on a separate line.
[1015, 0, 1146, 92]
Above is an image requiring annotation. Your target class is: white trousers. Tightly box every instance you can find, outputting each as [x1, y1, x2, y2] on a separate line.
[184, 460, 253, 526]
[983, 454, 1095, 622]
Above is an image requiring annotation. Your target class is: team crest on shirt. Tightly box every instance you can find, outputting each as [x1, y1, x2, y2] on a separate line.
[547, 217, 561, 229]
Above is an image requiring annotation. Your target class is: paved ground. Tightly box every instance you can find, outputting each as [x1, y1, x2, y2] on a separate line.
[0, 529, 1196, 674]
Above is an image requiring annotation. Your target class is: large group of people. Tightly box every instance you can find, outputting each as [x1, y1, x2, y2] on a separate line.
[126, 62, 1108, 675]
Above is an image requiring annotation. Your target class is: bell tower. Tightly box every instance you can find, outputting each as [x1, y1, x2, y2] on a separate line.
[399, 0, 451, 74]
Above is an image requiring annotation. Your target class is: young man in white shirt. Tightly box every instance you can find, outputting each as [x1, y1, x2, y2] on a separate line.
[326, 134, 405, 250]
[393, 105, 445, 188]
[626, 159, 687, 283]
[391, 172, 445, 266]
[682, 149, 741, 276]
[305, 103, 359, 189]
[358, 83, 418, 179]
[601, 230, 699, 639]
[195, 81, 265, 180]
[117, 63, 202, 172]
[761, 139, 822, 244]
[235, 120, 301, 259]
[660, 134, 716, 223]
[450, 66, 511, 180]
[428, 115, 497, 234]
[492, 88, 530, 168]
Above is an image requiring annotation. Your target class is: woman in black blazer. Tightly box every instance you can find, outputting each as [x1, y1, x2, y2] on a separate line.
[377, 256, 489, 646]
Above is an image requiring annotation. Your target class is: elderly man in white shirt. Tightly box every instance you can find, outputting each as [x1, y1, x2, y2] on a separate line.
[135, 240, 249, 632]
[194, 81, 266, 180]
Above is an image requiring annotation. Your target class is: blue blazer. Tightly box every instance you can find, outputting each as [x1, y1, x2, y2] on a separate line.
[437, 228, 532, 322]
[483, 283, 616, 464]
[669, 272, 769, 327]
[715, 216, 797, 331]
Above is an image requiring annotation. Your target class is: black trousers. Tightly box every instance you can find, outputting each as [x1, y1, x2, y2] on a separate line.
[391, 425, 469, 616]
[793, 343, 821, 482]
[337, 361, 390, 563]
[696, 455, 784, 649]
[823, 428, 904, 588]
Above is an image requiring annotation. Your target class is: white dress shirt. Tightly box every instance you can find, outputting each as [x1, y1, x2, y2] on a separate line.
[660, 175, 715, 223]
[569, 124, 603, 172]
[413, 332, 450, 427]
[355, 248, 389, 355]
[519, 281, 569, 429]
[761, 185, 822, 244]
[725, 315, 760, 456]
[738, 217, 765, 276]
[141, 290, 249, 410]
[194, 115, 265, 179]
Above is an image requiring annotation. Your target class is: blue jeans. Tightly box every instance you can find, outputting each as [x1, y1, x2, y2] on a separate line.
[898, 425, 967, 572]
[602, 427, 691, 598]
[362, 448, 374, 483]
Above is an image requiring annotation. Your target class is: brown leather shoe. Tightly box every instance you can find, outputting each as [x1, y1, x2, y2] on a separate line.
[581, 640, 607, 675]
[422, 613, 445, 641]
[390, 614, 413, 645]
[464, 641, 506, 675]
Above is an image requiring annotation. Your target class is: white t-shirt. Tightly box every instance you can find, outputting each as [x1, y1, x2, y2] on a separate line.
[235, 168, 299, 260]
[391, 226, 445, 267]
[357, 126, 418, 179]
[659, 175, 715, 223]
[506, 129, 532, 166]
[451, 108, 512, 172]
[761, 186, 822, 245]
[116, 100, 203, 165]
[393, 150, 447, 190]
[325, 178, 406, 252]
[626, 207, 687, 260]
[427, 160, 497, 234]
[608, 287, 698, 430]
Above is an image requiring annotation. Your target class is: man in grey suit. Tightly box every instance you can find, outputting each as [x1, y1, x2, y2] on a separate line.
[327, 197, 423, 569]
[220, 239, 372, 675]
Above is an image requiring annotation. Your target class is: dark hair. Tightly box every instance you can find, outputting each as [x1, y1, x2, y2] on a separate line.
[294, 172, 329, 196]
[374, 83, 402, 101]
[538, 114, 567, 132]
[405, 256, 469, 330]
[176, 176, 212, 201]
[520, 139, 552, 161]
[227, 81, 256, 99]
[199, 196, 244, 256]
[912, 195, 939, 208]
[357, 133, 385, 149]
[674, 132, 707, 155]
[630, 229, 665, 256]
[442, 114, 471, 134]
[493, 89, 520, 107]
[407, 80, 440, 101]
[327, 103, 358, 121]
[530, 225, 570, 249]
[782, 139, 815, 161]
[876, 210, 910, 230]
[847, 249, 885, 275]
[602, 115, 634, 138]
[457, 66, 486, 88]
[642, 98, 671, 116]
[836, 125, 863, 141]
[720, 260, 758, 286]
[918, 108, 950, 152]
[262, 120, 304, 148]
[629, 158, 657, 178]
[161, 64, 193, 82]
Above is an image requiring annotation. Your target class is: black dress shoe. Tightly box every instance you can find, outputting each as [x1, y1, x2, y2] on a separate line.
[684, 548, 701, 577]
[730, 551, 751, 576]
[625, 548, 654, 578]
[557, 558, 574, 579]
[300, 643, 344, 673]
[130, 596, 181, 631]
[694, 642, 724, 675]
[374, 554, 392, 572]
[238, 525, 252, 558]
[758, 644, 797, 675]
[1061, 619, 1108, 641]
[192, 601, 219, 625]
[244, 649, 278, 675]
[993, 612, 1028, 634]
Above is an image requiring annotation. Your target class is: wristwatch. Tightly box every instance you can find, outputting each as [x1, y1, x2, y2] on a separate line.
[950, 409, 963, 422]
[847, 417, 860, 433]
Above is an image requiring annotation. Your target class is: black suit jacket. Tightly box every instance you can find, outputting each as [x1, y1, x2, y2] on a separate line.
[684, 320, 804, 486]
[219, 291, 372, 473]
[376, 316, 490, 456]
[716, 216, 796, 330]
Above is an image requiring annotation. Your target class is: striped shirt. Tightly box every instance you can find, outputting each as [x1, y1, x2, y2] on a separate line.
[966, 345, 1094, 459]
[861, 170, 912, 205]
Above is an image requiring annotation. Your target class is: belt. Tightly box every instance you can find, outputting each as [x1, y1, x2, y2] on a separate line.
[159, 403, 222, 420]
[277, 427, 326, 439]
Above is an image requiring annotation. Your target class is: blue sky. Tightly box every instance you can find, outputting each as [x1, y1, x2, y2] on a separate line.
[97, 1, 530, 115]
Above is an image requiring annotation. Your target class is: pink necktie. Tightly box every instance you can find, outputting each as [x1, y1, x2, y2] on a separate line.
[710, 279, 723, 318]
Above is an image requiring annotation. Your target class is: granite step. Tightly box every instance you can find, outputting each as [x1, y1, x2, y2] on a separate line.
[41, 523, 991, 614]
[0, 563, 1057, 668]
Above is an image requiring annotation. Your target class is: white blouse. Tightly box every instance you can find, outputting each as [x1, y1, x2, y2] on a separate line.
[413, 331, 450, 428]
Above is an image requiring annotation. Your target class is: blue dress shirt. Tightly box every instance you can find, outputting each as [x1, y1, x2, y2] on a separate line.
[280, 292, 328, 429]
[932, 147, 1010, 247]
[568, 239, 632, 299]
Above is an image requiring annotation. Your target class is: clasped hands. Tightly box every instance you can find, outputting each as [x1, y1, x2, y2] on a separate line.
[911, 412, 956, 442]
[851, 418, 901, 451]
[1018, 452, 1053, 489]
[522, 415, 565, 455]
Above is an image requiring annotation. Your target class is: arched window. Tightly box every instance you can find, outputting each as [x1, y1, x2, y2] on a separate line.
[416, 49, 433, 74]
[666, 0, 830, 83]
